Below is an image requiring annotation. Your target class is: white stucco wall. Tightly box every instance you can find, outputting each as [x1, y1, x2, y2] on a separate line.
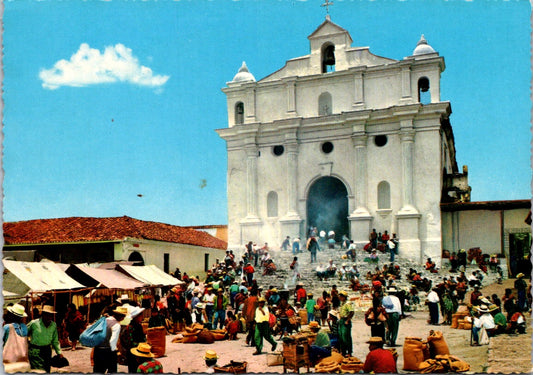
[441, 207, 530, 255]
[119, 239, 226, 278]
[219, 19, 453, 264]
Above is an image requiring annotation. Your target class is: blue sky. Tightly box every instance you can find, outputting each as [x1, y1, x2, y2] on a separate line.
[2, 0, 531, 226]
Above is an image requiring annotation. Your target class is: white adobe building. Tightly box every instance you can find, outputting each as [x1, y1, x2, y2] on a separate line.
[216, 16, 468, 264]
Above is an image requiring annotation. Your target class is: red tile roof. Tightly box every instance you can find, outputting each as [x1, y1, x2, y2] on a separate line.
[3, 216, 228, 250]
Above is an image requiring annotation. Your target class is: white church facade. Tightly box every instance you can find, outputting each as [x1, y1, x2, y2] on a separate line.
[217, 17, 468, 264]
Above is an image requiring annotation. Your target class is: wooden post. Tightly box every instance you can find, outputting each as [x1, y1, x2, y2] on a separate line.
[53, 292, 57, 323]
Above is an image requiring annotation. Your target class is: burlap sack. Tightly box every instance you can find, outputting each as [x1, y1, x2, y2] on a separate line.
[403, 337, 428, 371]
[318, 351, 344, 364]
[197, 329, 215, 344]
[210, 329, 227, 341]
[146, 326, 166, 357]
[427, 330, 450, 357]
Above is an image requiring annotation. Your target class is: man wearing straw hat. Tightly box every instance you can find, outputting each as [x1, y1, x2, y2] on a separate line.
[337, 290, 354, 356]
[308, 321, 331, 364]
[363, 337, 397, 373]
[131, 342, 163, 373]
[514, 273, 528, 312]
[27, 305, 63, 373]
[93, 305, 128, 373]
[252, 297, 278, 355]
[472, 304, 496, 345]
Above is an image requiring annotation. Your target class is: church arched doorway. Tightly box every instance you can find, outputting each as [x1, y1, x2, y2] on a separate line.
[128, 251, 145, 266]
[306, 176, 349, 243]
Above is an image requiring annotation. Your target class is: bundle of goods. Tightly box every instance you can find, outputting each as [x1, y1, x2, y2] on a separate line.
[418, 354, 470, 373]
[146, 326, 166, 357]
[339, 356, 364, 373]
[213, 361, 248, 374]
[457, 316, 472, 330]
[210, 329, 227, 341]
[314, 358, 341, 373]
[171, 323, 205, 343]
[171, 331, 198, 344]
[427, 331, 450, 358]
[403, 337, 430, 371]
[314, 352, 344, 373]
[196, 329, 215, 344]
[451, 306, 470, 329]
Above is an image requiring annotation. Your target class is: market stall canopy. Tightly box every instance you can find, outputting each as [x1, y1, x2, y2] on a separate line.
[3, 259, 85, 293]
[66, 264, 146, 289]
[116, 264, 183, 286]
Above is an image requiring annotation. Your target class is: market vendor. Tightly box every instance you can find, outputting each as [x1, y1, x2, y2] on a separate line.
[363, 337, 397, 374]
[308, 321, 331, 364]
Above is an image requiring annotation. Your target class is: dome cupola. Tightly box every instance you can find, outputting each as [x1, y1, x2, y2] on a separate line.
[413, 35, 436, 55]
[232, 61, 256, 83]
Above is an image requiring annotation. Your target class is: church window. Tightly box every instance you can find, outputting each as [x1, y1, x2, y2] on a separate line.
[374, 135, 388, 147]
[318, 92, 332, 116]
[377, 181, 391, 209]
[235, 102, 244, 124]
[267, 191, 278, 217]
[321, 141, 334, 154]
[321, 44, 336, 73]
[273, 145, 284, 156]
[418, 77, 431, 104]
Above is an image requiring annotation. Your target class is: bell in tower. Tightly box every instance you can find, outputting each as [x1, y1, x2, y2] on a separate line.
[322, 44, 336, 73]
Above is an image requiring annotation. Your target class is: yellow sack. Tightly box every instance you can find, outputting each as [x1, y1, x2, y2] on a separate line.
[403, 337, 428, 371]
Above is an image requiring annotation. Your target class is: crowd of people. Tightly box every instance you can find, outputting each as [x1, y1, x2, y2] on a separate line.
[3, 229, 531, 374]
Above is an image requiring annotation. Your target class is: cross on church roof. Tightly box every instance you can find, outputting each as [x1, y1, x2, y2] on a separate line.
[321, 0, 333, 15]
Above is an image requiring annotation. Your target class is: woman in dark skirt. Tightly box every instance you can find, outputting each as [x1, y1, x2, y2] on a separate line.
[63, 303, 85, 351]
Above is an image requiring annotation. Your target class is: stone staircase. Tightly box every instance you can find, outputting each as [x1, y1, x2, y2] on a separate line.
[253, 245, 504, 303]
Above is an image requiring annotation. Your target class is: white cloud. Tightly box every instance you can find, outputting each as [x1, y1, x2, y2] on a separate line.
[39, 43, 170, 90]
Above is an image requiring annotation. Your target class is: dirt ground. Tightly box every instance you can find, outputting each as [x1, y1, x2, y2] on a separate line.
[54, 279, 531, 374]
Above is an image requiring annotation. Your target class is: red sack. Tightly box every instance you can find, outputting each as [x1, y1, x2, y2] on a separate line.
[269, 313, 277, 328]
[364, 243, 371, 251]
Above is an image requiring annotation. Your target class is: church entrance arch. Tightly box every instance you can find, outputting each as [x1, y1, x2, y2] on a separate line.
[306, 176, 349, 242]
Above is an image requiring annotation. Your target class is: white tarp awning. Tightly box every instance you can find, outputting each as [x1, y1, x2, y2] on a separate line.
[66, 264, 147, 289]
[3, 259, 85, 292]
[117, 264, 183, 286]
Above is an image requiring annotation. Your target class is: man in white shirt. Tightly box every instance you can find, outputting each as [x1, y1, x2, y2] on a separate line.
[381, 287, 402, 347]
[426, 288, 440, 325]
[472, 305, 495, 345]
